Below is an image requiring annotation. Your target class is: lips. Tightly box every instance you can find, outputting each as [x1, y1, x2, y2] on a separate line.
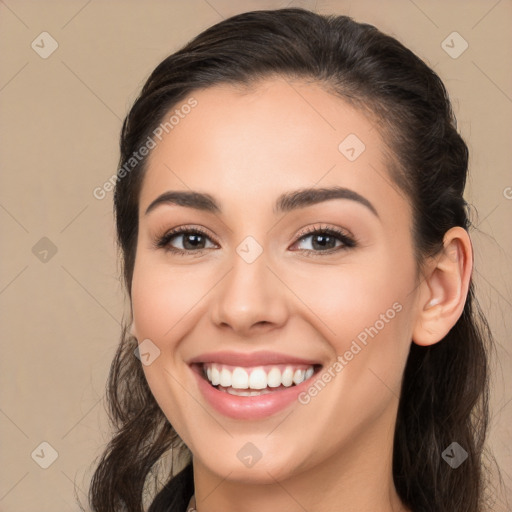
[188, 351, 323, 419]
[188, 350, 322, 367]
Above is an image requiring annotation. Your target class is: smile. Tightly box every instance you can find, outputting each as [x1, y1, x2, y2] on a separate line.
[202, 363, 316, 395]
[188, 351, 323, 419]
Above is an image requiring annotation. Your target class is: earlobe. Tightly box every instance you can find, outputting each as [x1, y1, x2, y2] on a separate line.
[412, 227, 473, 347]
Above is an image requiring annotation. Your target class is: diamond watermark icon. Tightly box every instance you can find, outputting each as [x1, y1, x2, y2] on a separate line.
[237, 442, 262, 468]
[31, 441, 59, 469]
[338, 133, 365, 161]
[31, 32, 59, 59]
[441, 32, 468, 59]
[134, 338, 161, 366]
[236, 236, 263, 264]
[32, 237, 58, 263]
[442, 442, 468, 469]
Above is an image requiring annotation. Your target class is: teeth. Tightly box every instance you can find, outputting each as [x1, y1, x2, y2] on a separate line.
[210, 366, 220, 386]
[281, 367, 294, 387]
[232, 367, 249, 389]
[202, 363, 317, 390]
[267, 367, 282, 388]
[249, 368, 267, 389]
[225, 387, 272, 396]
[293, 369, 305, 385]
[220, 368, 231, 387]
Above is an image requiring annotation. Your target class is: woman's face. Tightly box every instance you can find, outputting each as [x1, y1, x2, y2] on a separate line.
[131, 77, 421, 484]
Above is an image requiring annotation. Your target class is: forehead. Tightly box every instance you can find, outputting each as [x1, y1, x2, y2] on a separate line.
[139, 77, 409, 224]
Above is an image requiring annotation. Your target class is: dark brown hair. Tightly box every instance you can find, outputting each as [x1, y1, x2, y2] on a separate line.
[85, 8, 497, 512]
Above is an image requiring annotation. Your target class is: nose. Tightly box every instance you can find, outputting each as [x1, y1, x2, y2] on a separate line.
[210, 248, 289, 337]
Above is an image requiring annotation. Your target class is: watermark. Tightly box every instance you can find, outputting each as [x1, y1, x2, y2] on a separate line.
[442, 442, 468, 469]
[236, 235, 264, 264]
[31, 32, 59, 59]
[93, 97, 198, 200]
[32, 236, 58, 263]
[31, 441, 59, 469]
[441, 31, 468, 59]
[338, 133, 365, 161]
[134, 338, 161, 366]
[237, 442, 262, 468]
[298, 301, 403, 405]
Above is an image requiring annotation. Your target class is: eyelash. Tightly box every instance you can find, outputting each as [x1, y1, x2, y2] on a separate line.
[154, 224, 357, 257]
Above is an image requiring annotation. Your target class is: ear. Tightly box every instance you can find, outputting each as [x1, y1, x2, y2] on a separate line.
[412, 226, 473, 346]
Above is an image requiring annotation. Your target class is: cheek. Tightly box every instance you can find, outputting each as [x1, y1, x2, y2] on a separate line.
[289, 267, 413, 437]
[289, 255, 416, 417]
[130, 258, 206, 442]
[131, 266, 167, 341]
[131, 258, 209, 341]
[290, 256, 413, 352]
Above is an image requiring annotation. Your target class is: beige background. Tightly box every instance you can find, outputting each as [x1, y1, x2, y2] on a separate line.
[0, 1, 510, 511]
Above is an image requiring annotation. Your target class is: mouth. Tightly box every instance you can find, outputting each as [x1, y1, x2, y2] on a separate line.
[191, 362, 323, 396]
[187, 351, 325, 419]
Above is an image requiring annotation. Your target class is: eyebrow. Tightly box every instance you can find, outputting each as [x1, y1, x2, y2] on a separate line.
[144, 186, 379, 218]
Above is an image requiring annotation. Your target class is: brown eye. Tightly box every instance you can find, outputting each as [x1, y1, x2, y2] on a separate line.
[292, 225, 356, 255]
[155, 227, 217, 255]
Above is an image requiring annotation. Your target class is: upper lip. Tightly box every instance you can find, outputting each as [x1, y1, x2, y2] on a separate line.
[188, 350, 322, 367]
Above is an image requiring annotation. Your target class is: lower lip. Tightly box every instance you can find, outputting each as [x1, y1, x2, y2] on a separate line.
[191, 365, 319, 420]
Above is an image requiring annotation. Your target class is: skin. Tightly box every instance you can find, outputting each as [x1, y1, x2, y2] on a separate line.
[130, 77, 472, 512]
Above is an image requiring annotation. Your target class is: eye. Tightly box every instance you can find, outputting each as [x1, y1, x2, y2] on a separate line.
[155, 226, 217, 256]
[154, 223, 356, 257]
[291, 224, 356, 255]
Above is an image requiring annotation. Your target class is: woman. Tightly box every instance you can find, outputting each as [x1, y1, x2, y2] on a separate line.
[87, 8, 496, 512]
